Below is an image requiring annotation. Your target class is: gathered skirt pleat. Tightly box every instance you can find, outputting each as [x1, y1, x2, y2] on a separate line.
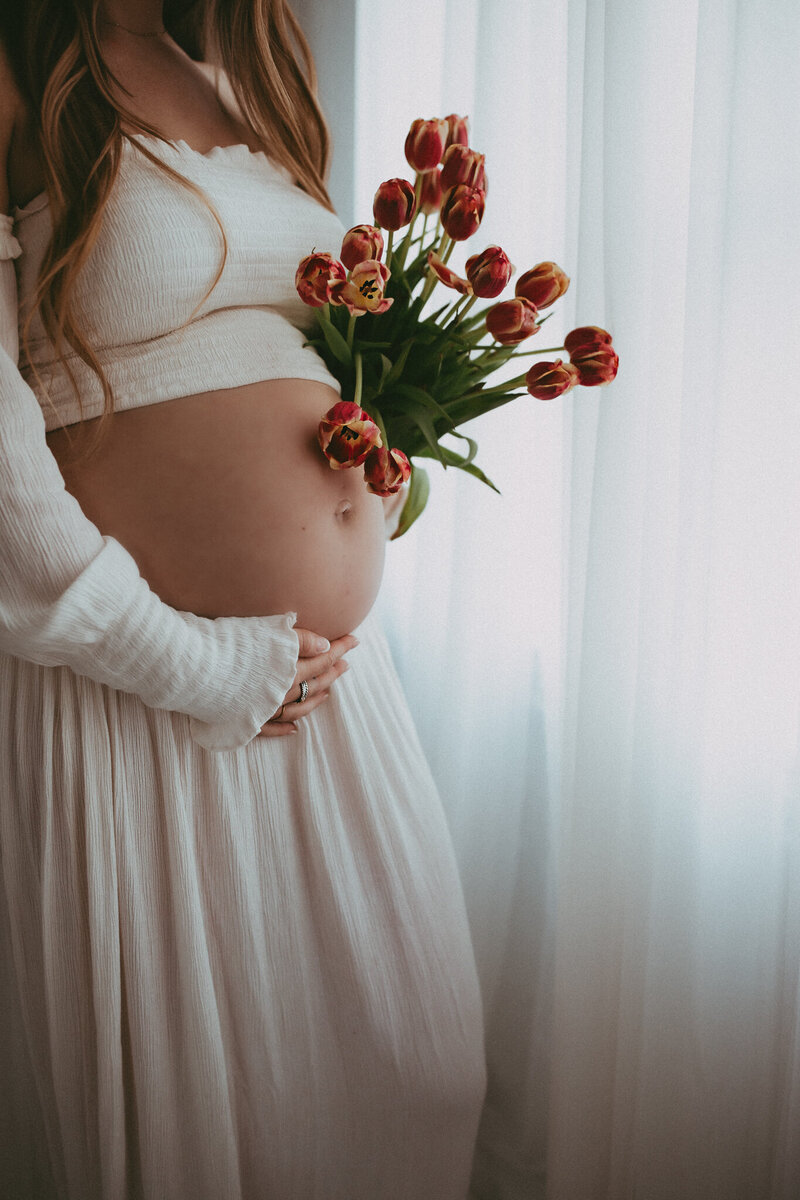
[0, 609, 486, 1200]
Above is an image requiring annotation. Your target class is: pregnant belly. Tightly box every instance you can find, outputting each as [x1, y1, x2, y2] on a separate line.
[45, 379, 389, 642]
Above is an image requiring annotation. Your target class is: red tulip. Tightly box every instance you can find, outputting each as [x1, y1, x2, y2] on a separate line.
[440, 144, 486, 191]
[444, 113, 470, 148]
[515, 261, 570, 309]
[564, 326, 618, 386]
[485, 296, 540, 345]
[563, 325, 613, 356]
[318, 401, 383, 469]
[419, 168, 444, 215]
[295, 251, 347, 307]
[465, 245, 514, 298]
[341, 225, 384, 271]
[526, 359, 581, 400]
[427, 251, 472, 294]
[331, 260, 393, 316]
[373, 178, 417, 231]
[404, 118, 449, 173]
[364, 446, 412, 496]
[441, 184, 485, 241]
[570, 345, 619, 386]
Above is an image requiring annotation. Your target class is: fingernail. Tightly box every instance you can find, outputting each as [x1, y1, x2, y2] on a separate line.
[315, 637, 331, 652]
[350, 637, 360, 647]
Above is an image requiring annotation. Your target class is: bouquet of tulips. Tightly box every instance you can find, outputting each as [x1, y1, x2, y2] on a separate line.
[295, 114, 619, 537]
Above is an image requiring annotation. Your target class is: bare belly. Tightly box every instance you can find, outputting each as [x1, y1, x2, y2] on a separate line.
[45, 379, 388, 642]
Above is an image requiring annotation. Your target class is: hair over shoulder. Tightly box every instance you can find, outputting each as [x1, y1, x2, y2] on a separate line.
[0, 0, 333, 451]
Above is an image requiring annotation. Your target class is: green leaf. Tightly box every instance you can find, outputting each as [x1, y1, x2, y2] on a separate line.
[315, 309, 352, 367]
[417, 444, 501, 493]
[392, 465, 430, 539]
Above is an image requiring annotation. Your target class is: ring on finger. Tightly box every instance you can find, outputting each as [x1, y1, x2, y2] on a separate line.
[296, 680, 309, 704]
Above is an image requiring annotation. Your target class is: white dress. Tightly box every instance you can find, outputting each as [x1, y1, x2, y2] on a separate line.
[0, 136, 486, 1199]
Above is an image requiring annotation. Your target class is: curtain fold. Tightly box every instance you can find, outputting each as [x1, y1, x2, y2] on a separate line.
[311, 0, 800, 1195]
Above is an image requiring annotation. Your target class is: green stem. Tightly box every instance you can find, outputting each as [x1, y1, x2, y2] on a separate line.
[506, 344, 566, 356]
[371, 403, 388, 448]
[385, 229, 394, 270]
[346, 311, 357, 350]
[353, 350, 363, 408]
[451, 293, 477, 325]
[442, 237, 456, 265]
[462, 371, 530, 399]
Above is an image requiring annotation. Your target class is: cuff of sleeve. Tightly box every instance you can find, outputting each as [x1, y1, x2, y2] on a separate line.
[188, 611, 299, 752]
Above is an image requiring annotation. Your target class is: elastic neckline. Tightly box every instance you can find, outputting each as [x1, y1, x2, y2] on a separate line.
[125, 132, 271, 163]
[11, 134, 292, 221]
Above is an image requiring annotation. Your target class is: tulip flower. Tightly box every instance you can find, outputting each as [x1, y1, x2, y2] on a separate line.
[515, 261, 570, 309]
[444, 113, 469, 148]
[441, 183, 486, 241]
[440, 144, 486, 191]
[318, 401, 383, 468]
[341, 225, 384, 271]
[465, 245, 514, 298]
[485, 296, 540, 345]
[563, 326, 618, 385]
[331, 260, 393, 316]
[427, 251, 472, 294]
[569, 344, 619, 387]
[419, 168, 444, 215]
[373, 178, 417, 231]
[563, 325, 614, 356]
[295, 251, 348, 307]
[404, 118, 449, 173]
[526, 359, 581, 400]
[364, 445, 412, 496]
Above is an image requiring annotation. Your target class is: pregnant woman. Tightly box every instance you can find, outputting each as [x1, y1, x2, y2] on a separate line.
[0, 2, 486, 1197]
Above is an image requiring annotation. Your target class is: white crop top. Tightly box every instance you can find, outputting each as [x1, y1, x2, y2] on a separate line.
[0, 134, 350, 752]
[13, 134, 345, 430]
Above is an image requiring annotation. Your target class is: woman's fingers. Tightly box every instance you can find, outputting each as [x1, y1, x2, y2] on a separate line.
[256, 629, 358, 737]
[295, 632, 359, 686]
[257, 689, 331, 737]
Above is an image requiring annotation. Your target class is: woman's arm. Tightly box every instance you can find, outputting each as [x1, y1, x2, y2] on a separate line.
[0, 73, 300, 752]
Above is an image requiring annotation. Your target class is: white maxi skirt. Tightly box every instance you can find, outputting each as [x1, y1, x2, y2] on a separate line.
[0, 609, 486, 1200]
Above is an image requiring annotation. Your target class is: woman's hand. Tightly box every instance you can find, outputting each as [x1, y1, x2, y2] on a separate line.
[257, 629, 358, 737]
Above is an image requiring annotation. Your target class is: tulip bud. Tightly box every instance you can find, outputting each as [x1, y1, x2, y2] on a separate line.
[444, 113, 469, 148]
[526, 359, 581, 400]
[318, 401, 383, 469]
[341, 224, 384, 271]
[364, 446, 412, 496]
[563, 325, 613, 356]
[427, 251, 472, 295]
[441, 184, 485, 241]
[515, 261, 570, 309]
[331, 259, 393, 317]
[465, 245, 514, 299]
[295, 251, 348, 307]
[563, 326, 618, 385]
[404, 118, 449, 173]
[373, 178, 417, 231]
[419, 168, 444, 215]
[485, 296, 540, 345]
[440, 144, 486, 191]
[569, 344, 619, 387]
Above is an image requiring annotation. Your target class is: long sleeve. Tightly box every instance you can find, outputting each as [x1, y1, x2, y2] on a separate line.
[0, 214, 299, 752]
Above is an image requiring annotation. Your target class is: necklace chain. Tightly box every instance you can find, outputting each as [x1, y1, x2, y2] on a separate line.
[101, 15, 166, 37]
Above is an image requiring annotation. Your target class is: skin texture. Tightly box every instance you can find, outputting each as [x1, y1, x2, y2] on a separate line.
[3, 4, 390, 736]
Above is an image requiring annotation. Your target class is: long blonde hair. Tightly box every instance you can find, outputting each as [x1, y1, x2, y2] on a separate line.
[1, 0, 333, 457]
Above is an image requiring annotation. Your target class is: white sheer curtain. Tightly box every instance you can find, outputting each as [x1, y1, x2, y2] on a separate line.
[299, 0, 800, 1195]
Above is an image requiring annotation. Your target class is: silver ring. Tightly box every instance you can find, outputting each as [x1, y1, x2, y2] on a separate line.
[297, 680, 309, 704]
